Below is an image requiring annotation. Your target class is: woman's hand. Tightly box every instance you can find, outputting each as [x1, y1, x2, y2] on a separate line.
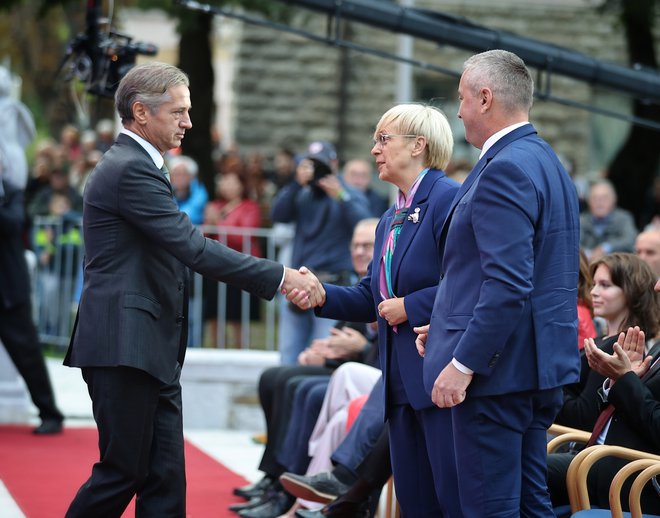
[414, 324, 430, 357]
[377, 297, 407, 327]
[584, 326, 652, 382]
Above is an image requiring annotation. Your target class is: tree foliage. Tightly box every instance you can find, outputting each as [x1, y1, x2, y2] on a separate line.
[131, 0, 290, 194]
[2, 0, 656, 215]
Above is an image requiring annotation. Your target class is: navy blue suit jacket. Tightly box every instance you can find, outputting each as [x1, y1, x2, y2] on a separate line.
[317, 170, 459, 413]
[423, 124, 581, 397]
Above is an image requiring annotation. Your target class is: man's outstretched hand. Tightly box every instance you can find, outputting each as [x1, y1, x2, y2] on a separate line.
[282, 266, 326, 309]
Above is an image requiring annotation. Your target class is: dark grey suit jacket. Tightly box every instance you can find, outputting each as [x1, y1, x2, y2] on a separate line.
[64, 134, 283, 383]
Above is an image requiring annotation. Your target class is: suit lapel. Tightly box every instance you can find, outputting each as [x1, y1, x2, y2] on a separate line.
[390, 172, 438, 292]
[117, 134, 173, 195]
[437, 123, 538, 253]
[642, 342, 660, 382]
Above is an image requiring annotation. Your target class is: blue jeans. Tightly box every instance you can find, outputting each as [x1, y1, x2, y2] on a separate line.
[331, 377, 385, 473]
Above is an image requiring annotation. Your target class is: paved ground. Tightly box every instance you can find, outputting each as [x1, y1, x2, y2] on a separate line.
[0, 358, 264, 517]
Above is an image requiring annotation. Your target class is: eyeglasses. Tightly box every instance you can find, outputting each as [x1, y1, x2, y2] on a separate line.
[373, 134, 418, 147]
[351, 242, 375, 252]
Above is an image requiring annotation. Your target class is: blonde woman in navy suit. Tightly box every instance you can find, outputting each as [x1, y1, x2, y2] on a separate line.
[310, 104, 461, 516]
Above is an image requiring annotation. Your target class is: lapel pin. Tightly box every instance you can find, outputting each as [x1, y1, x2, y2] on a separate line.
[407, 207, 421, 224]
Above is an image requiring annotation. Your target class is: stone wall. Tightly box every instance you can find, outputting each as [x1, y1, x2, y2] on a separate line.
[232, 1, 658, 177]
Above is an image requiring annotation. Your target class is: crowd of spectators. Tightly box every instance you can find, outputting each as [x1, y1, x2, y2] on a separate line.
[6, 108, 660, 516]
[17, 117, 660, 357]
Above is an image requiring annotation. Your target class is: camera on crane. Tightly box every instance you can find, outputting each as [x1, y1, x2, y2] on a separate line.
[59, 1, 158, 98]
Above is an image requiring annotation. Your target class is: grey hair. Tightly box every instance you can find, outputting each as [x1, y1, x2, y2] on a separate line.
[463, 50, 534, 113]
[168, 155, 199, 177]
[589, 178, 617, 203]
[115, 62, 189, 123]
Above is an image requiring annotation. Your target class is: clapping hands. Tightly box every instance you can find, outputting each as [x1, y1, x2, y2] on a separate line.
[282, 266, 326, 310]
[584, 326, 652, 382]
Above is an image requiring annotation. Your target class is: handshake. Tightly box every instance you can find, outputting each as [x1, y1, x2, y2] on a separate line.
[281, 266, 326, 310]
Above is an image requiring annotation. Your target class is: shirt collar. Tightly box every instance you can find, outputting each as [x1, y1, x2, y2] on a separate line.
[479, 122, 529, 159]
[120, 128, 164, 169]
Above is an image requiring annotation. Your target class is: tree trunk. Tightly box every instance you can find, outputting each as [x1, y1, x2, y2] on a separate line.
[178, 11, 216, 197]
[606, 0, 659, 228]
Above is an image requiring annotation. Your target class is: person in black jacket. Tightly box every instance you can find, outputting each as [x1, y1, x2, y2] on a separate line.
[0, 176, 64, 434]
[548, 254, 660, 513]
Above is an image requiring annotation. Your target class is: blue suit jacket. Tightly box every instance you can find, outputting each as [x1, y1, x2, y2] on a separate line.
[423, 124, 581, 397]
[317, 170, 459, 412]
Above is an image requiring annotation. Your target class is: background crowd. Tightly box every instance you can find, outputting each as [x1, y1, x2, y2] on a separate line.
[1, 55, 660, 518]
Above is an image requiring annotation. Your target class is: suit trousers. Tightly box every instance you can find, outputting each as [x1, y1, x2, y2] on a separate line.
[277, 377, 330, 474]
[331, 377, 385, 474]
[66, 365, 185, 518]
[451, 388, 563, 518]
[389, 404, 461, 517]
[356, 427, 391, 489]
[257, 365, 331, 476]
[305, 364, 381, 476]
[0, 300, 62, 422]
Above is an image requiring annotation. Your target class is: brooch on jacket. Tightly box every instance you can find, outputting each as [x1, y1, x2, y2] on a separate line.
[407, 207, 421, 224]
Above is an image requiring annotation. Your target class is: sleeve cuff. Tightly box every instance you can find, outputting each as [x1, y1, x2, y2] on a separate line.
[452, 358, 474, 375]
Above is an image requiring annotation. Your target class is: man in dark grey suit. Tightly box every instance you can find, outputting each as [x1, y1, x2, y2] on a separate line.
[64, 62, 324, 518]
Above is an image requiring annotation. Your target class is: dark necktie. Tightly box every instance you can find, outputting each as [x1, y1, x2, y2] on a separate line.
[161, 163, 170, 183]
[586, 354, 660, 447]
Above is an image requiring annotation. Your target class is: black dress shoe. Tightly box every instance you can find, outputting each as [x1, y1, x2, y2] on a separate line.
[280, 472, 350, 504]
[295, 499, 370, 518]
[229, 494, 270, 513]
[234, 475, 274, 499]
[238, 490, 295, 518]
[33, 419, 63, 435]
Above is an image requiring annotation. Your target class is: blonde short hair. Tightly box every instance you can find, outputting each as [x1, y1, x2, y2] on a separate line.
[374, 104, 453, 170]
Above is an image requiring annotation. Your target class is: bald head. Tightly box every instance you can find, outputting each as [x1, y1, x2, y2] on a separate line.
[351, 218, 378, 277]
[636, 229, 660, 276]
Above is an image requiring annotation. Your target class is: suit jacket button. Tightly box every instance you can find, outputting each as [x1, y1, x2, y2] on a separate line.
[176, 316, 184, 324]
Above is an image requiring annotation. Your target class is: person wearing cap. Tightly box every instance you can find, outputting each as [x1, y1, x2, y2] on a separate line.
[271, 141, 371, 364]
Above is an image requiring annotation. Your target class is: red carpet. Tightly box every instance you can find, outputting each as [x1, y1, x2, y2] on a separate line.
[0, 425, 250, 517]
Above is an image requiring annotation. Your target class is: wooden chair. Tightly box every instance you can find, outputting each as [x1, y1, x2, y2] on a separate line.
[547, 423, 591, 454]
[565, 444, 660, 517]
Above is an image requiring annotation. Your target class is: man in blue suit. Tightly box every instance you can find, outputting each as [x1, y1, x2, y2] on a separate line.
[418, 50, 581, 517]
